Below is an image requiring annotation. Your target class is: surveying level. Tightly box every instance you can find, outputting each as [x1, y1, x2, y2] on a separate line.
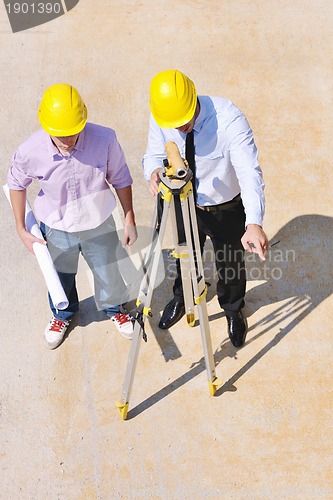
[115, 142, 222, 420]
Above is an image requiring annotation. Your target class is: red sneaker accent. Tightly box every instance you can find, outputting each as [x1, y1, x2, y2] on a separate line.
[113, 313, 130, 325]
[49, 318, 67, 332]
[44, 317, 69, 349]
[111, 313, 133, 339]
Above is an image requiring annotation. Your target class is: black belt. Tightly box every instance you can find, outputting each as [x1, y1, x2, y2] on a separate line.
[196, 194, 241, 212]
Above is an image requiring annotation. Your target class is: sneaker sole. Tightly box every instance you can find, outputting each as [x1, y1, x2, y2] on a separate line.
[43, 336, 64, 349]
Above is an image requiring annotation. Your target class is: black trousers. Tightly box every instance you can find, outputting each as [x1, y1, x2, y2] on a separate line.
[170, 197, 246, 316]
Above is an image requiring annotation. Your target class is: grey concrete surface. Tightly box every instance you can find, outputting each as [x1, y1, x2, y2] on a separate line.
[0, 1, 332, 498]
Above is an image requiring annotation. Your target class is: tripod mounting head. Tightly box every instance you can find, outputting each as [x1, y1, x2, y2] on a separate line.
[163, 141, 189, 179]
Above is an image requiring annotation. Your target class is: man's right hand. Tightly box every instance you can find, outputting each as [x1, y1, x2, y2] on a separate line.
[9, 189, 46, 254]
[17, 226, 46, 255]
[149, 167, 163, 196]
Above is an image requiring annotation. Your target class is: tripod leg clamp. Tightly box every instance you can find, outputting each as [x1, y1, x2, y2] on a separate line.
[133, 299, 152, 342]
[136, 299, 152, 318]
[194, 285, 208, 305]
[171, 249, 189, 259]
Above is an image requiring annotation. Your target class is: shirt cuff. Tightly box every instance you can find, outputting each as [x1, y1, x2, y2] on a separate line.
[245, 214, 264, 228]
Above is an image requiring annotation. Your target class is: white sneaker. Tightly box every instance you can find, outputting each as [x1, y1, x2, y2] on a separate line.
[44, 317, 69, 349]
[111, 313, 134, 340]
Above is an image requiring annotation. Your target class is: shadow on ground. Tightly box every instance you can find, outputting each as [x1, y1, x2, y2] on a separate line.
[126, 214, 332, 418]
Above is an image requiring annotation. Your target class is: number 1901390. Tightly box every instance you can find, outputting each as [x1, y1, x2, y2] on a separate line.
[5, 3, 62, 15]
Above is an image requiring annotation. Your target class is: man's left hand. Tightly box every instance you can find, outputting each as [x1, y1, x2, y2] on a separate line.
[123, 223, 138, 246]
[241, 224, 268, 261]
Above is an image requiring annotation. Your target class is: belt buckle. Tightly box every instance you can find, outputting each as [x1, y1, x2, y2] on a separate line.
[196, 204, 214, 212]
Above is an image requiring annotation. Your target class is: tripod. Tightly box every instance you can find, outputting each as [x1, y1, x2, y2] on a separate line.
[115, 142, 222, 420]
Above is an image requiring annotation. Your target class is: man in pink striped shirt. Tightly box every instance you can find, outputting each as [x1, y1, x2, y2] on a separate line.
[7, 83, 137, 349]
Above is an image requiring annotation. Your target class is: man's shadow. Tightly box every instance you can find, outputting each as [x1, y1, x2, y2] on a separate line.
[127, 214, 332, 417]
[245, 213, 332, 318]
[212, 213, 332, 395]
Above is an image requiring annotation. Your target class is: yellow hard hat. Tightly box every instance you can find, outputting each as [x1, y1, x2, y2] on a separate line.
[149, 70, 197, 128]
[38, 83, 87, 136]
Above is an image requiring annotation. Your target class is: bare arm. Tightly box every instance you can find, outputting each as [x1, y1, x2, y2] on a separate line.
[9, 189, 46, 254]
[114, 185, 137, 246]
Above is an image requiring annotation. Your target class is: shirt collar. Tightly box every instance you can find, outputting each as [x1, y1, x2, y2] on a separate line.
[193, 96, 206, 133]
[75, 128, 85, 151]
[45, 132, 59, 158]
[46, 127, 85, 158]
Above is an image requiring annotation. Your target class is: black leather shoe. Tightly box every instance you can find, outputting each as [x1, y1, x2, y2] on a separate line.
[226, 311, 248, 347]
[159, 298, 185, 330]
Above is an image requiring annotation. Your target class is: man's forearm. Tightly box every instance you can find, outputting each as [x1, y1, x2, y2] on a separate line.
[9, 189, 27, 231]
[115, 185, 135, 223]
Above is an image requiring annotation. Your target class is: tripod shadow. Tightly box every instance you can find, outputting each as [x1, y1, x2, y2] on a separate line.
[147, 249, 183, 361]
[127, 214, 333, 418]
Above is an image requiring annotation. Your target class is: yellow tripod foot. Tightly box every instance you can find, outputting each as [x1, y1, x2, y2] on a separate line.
[208, 378, 223, 396]
[115, 400, 129, 420]
[186, 313, 195, 327]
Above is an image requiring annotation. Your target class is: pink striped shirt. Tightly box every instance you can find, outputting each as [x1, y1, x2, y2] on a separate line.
[7, 123, 133, 232]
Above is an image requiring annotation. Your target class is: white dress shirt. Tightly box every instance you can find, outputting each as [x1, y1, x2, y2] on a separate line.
[142, 96, 265, 227]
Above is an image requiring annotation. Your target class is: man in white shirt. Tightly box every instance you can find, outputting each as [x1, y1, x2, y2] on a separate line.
[142, 69, 268, 347]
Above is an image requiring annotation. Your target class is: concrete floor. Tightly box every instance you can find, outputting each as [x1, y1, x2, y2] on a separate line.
[0, 1, 332, 498]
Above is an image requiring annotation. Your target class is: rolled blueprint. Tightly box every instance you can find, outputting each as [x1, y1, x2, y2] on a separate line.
[3, 184, 69, 310]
